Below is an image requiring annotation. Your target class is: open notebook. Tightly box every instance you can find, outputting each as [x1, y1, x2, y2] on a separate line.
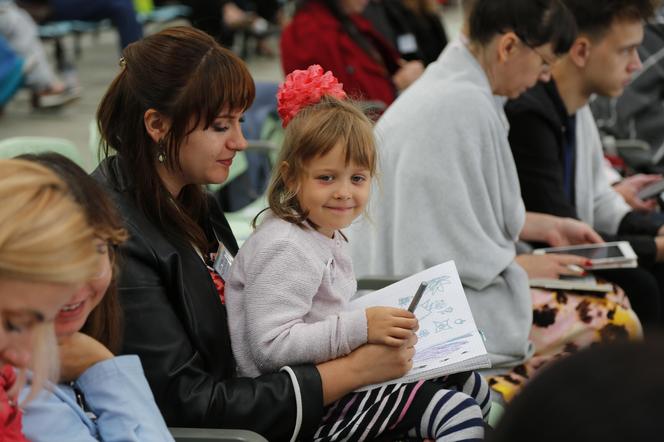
[529, 275, 614, 293]
[350, 261, 491, 391]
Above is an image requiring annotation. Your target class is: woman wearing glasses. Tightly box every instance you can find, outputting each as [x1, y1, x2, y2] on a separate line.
[351, 0, 643, 403]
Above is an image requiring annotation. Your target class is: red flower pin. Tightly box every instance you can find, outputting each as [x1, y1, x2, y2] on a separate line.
[277, 65, 347, 127]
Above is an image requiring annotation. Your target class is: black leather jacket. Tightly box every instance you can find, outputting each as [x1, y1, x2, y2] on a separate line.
[92, 156, 324, 441]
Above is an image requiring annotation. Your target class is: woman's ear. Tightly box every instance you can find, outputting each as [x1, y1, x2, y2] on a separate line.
[143, 109, 171, 143]
[497, 31, 520, 63]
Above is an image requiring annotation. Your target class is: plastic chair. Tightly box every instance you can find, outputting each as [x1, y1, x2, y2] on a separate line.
[170, 428, 267, 442]
[244, 82, 279, 141]
[224, 194, 267, 246]
[0, 136, 84, 166]
[602, 134, 661, 173]
[488, 401, 505, 428]
[137, 4, 192, 24]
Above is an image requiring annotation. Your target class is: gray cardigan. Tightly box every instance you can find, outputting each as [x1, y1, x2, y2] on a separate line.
[350, 39, 533, 367]
[575, 105, 631, 233]
[226, 213, 368, 377]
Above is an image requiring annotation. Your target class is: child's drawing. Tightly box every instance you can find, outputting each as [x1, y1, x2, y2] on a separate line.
[434, 320, 452, 332]
[411, 275, 469, 338]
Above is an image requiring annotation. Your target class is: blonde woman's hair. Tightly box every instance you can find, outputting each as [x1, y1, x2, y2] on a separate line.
[0, 159, 99, 283]
[15, 323, 59, 403]
[0, 159, 99, 397]
[257, 96, 377, 227]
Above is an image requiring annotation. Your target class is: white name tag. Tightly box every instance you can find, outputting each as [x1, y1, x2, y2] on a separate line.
[397, 33, 418, 54]
[212, 242, 234, 282]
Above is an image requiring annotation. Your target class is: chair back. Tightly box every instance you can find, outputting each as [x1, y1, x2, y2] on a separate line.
[244, 82, 279, 141]
[0, 136, 84, 167]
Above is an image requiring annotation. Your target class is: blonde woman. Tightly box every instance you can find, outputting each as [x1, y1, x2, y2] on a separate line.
[17, 153, 173, 442]
[0, 159, 99, 439]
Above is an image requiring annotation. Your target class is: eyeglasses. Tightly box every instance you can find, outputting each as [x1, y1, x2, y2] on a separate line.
[530, 45, 556, 71]
[514, 33, 557, 71]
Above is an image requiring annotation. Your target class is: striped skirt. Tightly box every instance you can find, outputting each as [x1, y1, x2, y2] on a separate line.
[314, 372, 491, 441]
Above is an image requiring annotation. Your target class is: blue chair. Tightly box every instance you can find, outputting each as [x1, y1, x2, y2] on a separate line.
[244, 82, 279, 141]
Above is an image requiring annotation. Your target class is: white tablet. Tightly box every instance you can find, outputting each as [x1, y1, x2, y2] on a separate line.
[532, 241, 637, 267]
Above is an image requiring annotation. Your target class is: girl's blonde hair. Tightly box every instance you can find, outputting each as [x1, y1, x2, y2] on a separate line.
[0, 159, 99, 396]
[258, 96, 377, 227]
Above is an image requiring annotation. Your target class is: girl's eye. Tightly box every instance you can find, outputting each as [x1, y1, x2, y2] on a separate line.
[317, 175, 334, 182]
[213, 125, 229, 133]
[239, 116, 245, 124]
[351, 175, 367, 183]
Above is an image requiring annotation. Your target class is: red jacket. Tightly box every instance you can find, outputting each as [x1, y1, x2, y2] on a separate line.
[280, 1, 401, 106]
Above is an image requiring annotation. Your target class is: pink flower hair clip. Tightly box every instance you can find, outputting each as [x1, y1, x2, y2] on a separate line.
[277, 65, 347, 127]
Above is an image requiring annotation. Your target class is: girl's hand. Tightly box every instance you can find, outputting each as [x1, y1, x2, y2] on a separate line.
[366, 307, 417, 347]
[515, 254, 590, 279]
[58, 332, 113, 382]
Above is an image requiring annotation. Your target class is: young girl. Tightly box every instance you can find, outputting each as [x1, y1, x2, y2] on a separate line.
[225, 65, 490, 442]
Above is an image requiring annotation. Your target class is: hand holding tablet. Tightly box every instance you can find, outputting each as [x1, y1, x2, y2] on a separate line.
[636, 179, 664, 201]
[533, 241, 637, 270]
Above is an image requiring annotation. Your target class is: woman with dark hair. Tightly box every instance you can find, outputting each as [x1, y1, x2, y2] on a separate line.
[281, 0, 424, 107]
[92, 26, 418, 440]
[351, 0, 643, 402]
[16, 153, 173, 442]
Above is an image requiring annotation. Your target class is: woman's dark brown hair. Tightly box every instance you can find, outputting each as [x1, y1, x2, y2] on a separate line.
[18, 153, 128, 354]
[97, 26, 256, 253]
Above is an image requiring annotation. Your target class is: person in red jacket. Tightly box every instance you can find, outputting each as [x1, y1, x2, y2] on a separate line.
[281, 0, 424, 107]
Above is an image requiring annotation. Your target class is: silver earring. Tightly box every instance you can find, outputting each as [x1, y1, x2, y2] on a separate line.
[157, 139, 166, 163]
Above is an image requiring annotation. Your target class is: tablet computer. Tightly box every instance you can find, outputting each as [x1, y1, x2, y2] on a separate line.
[636, 179, 664, 200]
[532, 241, 637, 268]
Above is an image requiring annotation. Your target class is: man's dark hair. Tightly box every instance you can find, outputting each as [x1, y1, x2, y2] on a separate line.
[561, 0, 657, 37]
[469, 0, 577, 55]
[491, 336, 664, 442]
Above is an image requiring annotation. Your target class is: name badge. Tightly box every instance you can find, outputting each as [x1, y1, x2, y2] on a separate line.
[397, 33, 418, 55]
[212, 242, 234, 282]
